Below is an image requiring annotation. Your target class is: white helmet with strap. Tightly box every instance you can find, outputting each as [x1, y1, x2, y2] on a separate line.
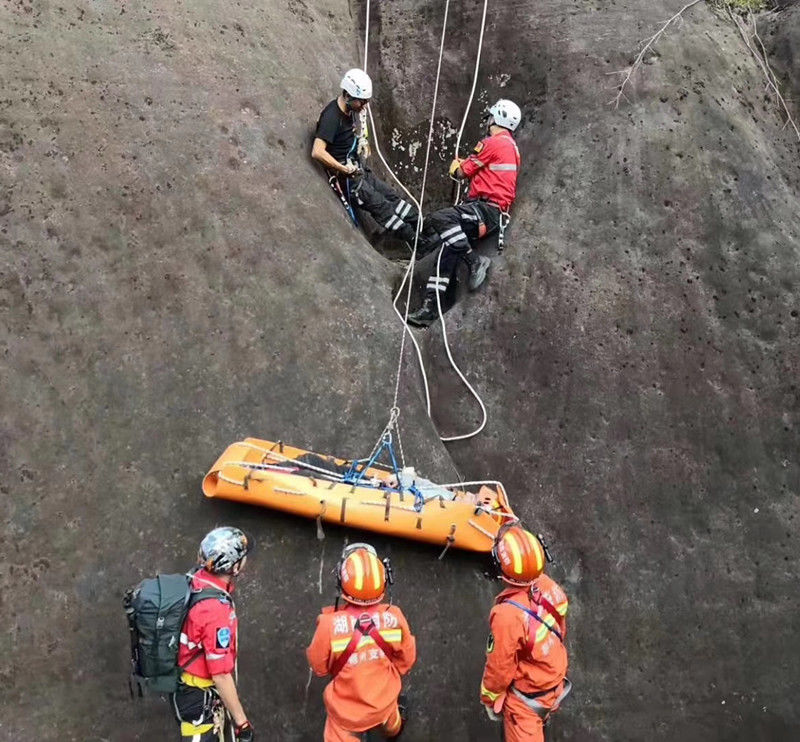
[341, 68, 373, 100]
[488, 99, 521, 131]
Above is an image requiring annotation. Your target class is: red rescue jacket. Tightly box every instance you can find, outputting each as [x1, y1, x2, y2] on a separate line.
[176, 570, 237, 681]
[460, 129, 520, 211]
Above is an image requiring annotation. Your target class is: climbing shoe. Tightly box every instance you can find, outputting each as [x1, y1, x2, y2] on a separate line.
[468, 255, 491, 291]
[406, 295, 439, 328]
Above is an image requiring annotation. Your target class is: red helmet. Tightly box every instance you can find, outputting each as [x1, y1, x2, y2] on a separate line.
[338, 543, 386, 606]
[493, 526, 546, 586]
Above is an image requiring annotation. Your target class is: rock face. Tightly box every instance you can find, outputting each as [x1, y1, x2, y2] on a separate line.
[1, 0, 799, 740]
[366, 0, 800, 739]
[760, 2, 800, 122]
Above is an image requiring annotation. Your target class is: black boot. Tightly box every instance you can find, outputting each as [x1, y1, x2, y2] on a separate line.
[406, 293, 440, 328]
[466, 253, 491, 291]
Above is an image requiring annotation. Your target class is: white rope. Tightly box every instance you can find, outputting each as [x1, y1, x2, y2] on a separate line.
[453, 0, 489, 205]
[431, 0, 491, 442]
[362, 0, 491, 443]
[432, 246, 489, 441]
[388, 0, 450, 416]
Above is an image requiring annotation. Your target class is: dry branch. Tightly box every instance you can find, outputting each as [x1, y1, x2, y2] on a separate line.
[610, 0, 705, 108]
[731, 9, 800, 141]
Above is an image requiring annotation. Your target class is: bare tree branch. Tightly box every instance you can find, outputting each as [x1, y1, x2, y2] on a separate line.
[610, 0, 705, 108]
[728, 7, 800, 141]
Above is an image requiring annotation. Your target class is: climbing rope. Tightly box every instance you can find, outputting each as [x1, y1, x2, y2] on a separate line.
[453, 0, 489, 205]
[362, 0, 491, 444]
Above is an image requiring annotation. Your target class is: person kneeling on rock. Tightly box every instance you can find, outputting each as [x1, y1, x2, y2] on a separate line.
[307, 543, 416, 741]
[407, 99, 522, 328]
[312, 68, 423, 249]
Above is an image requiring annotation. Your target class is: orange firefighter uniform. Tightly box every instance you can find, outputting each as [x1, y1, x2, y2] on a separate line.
[480, 573, 569, 742]
[307, 602, 417, 742]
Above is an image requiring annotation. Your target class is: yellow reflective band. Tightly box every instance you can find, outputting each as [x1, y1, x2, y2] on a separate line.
[368, 552, 382, 590]
[481, 684, 501, 701]
[351, 554, 364, 591]
[525, 531, 544, 573]
[180, 671, 215, 688]
[534, 612, 559, 644]
[506, 532, 523, 575]
[556, 601, 568, 616]
[330, 629, 402, 653]
[181, 721, 215, 736]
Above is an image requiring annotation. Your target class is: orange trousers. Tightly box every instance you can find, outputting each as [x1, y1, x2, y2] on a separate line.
[501, 685, 561, 742]
[323, 703, 403, 741]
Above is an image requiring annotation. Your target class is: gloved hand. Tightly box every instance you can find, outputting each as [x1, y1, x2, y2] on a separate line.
[483, 704, 501, 722]
[234, 720, 255, 741]
[448, 157, 463, 177]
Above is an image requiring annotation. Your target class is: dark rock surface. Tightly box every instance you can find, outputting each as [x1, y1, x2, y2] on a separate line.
[366, 0, 800, 739]
[760, 3, 800, 122]
[1, 0, 798, 740]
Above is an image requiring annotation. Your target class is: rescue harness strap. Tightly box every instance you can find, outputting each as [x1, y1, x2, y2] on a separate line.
[327, 171, 359, 226]
[504, 598, 565, 645]
[511, 678, 573, 720]
[329, 615, 397, 677]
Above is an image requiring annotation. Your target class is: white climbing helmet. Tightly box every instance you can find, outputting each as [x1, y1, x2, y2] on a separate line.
[341, 68, 373, 100]
[488, 99, 521, 131]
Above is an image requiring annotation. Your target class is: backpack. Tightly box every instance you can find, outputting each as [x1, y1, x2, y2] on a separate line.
[124, 572, 226, 695]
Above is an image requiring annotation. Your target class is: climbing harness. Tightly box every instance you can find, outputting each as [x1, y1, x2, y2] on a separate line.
[504, 598, 565, 646]
[327, 172, 359, 226]
[511, 678, 573, 721]
[329, 613, 399, 677]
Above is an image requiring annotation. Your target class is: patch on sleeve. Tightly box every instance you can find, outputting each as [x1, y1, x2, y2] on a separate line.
[486, 632, 494, 654]
[473, 141, 484, 154]
[216, 627, 232, 649]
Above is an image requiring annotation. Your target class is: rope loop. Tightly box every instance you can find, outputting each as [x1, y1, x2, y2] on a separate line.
[362, 0, 490, 445]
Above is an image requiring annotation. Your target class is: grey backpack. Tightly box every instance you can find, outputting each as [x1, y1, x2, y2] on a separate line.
[124, 572, 225, 694]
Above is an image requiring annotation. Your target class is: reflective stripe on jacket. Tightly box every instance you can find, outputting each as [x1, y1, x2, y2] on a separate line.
[460, 129, 520, 211]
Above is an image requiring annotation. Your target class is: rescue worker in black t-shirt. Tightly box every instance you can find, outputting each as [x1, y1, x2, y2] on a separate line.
[312, 69, 422, 247]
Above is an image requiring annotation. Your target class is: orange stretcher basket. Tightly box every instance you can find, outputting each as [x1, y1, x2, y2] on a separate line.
[203, 438, 518, 552]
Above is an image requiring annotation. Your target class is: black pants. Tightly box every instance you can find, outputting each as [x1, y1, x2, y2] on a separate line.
[349, 169, 420, 243]
[172, 684, 228, 741]
[421, 200, 501, 297]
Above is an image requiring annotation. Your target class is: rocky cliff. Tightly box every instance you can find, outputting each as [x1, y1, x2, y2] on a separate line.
[1, 0, 798, 739]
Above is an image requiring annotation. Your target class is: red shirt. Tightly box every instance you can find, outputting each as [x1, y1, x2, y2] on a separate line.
[177, 569, 238, 679]
[460, 129, 520, 211]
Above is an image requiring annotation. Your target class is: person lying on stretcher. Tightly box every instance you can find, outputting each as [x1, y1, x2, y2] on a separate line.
[382, 467, 498, 508]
